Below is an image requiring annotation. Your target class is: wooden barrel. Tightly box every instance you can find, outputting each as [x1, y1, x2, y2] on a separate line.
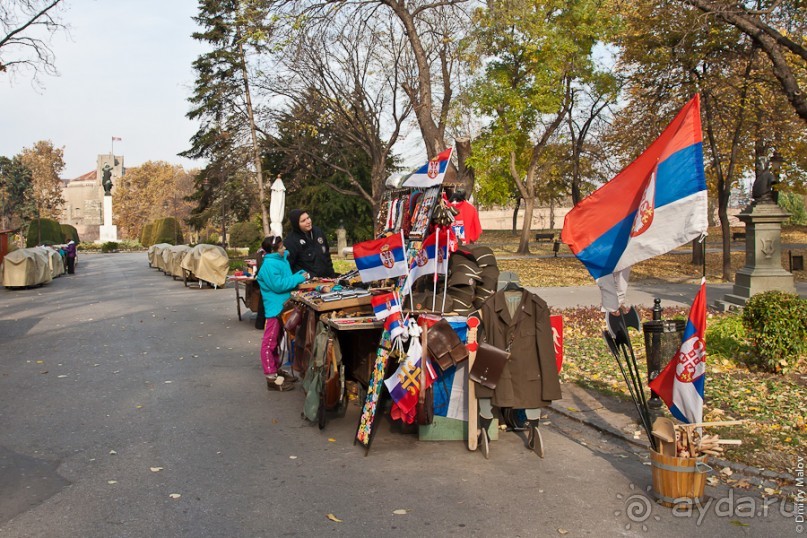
[650, 449, 710, 507]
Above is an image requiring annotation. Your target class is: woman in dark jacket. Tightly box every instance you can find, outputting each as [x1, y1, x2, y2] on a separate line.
[284, 209, 337, 278]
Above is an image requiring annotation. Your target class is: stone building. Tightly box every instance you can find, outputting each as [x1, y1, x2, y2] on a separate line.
[59, 154, 124, 242]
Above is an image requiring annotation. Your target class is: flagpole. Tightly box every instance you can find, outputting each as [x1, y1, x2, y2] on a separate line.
[441, 232, 450, 313]
[432, 226, 440, 311]
[401, 230, 415, 312]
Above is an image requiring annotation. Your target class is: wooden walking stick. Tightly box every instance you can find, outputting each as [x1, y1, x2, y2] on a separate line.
[466, 316, 480, 451]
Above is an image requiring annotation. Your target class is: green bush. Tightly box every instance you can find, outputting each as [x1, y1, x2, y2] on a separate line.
[741, 291, 807, 373]
[705, 313, 748, 361]
[229, 221, 262, 249]
[26, 218, 63, 247]
[140, 223, 154, 247]
[779, 192, 807, 226]
[101, 241, 119, 253]
[78, 242, 100, 252]
[60, 224, 80, 244]
[151, 217, 184, 245]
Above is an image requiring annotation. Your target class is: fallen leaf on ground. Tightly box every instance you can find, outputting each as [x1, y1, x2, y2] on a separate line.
[392, 509, 407, 515]
[107, 480, 117, 484]
[326, 513, 342, 522]
[109, 450, 117, 455]
[169, 493, 181, 499]
[558, 529, 569, 535]
[150, 467, 163, 472]
[289, 455, 297, 459]
[328, 438, 336, 443]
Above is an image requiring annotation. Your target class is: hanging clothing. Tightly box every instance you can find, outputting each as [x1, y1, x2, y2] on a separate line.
[449, 200, 482, 244]
[476, 288, 562, 408]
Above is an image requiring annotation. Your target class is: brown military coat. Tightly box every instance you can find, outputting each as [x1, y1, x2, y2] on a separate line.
[476, 289, 562, 408]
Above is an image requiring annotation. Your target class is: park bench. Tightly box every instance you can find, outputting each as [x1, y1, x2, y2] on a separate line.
[535, 232, 555, 242]
[731, 232, 746, 242]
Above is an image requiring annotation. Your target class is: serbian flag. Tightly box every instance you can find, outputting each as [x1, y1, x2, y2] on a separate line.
[402, 147, 454, 188]
[561, 95, 707, 312]
[384, 312, 406, 341]
[399, 227, 457, 296]
[371, 293, 401, 320]
[112, 136, 122, 141]
[649, 278, 706, 424]
[353, 233, 408, 282]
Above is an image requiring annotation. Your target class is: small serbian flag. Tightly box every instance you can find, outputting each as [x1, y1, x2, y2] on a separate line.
[399, 227, 456, 296]
[384, 311, 406, 340]
[353, 233, 408, 282]
[371, 293, 401, 320]
[402, 147, 453, 188]
[385, 333, 437, 423]
[649, 278, 706, 424]
[112, 136, 122, 141]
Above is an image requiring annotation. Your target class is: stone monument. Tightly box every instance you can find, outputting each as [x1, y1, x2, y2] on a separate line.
[718, 157, 795, 310]
[98, 159, 119, 243]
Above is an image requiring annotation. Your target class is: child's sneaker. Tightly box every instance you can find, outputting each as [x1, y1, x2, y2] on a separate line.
[266, 375, 295, 392]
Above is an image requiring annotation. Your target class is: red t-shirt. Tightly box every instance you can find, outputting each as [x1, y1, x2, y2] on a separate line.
[449, 200, 481, 244]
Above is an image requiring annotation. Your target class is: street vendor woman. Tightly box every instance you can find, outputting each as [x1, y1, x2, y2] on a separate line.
[284, 209, 337, 278]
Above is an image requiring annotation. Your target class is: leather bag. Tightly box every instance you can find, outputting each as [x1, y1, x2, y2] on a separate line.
[427, 318, 469, 371]
[282, 302, 304, 334]
[469, 342, 509, 390]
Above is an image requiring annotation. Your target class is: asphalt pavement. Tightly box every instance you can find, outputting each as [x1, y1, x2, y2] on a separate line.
[0, 253, 801, 537]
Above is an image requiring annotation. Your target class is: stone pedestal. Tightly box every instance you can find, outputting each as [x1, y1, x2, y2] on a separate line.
[717, 201, 795, 310]
[98, 195, 118, 243]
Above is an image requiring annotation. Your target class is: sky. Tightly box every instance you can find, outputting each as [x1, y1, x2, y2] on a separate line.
[0, 1, 206, 180]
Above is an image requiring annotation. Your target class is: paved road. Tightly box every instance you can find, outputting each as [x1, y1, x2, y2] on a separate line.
[0, 253, 799, 537]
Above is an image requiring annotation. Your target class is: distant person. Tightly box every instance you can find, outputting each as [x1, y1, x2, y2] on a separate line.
[256, 236, 308, 391]
[65, 240, 77, 274]
[252, 236, 271, 330]
[448, 191, 482, 245]
[284, 209, 337, 278]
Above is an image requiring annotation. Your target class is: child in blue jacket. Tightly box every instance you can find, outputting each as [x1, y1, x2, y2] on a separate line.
[256, 236, 309, 391]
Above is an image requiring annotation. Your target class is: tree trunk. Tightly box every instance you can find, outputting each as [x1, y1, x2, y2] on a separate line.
[455, 137, 475, 195]
[517, 197, 534, 254]
[512, 197, 521, 236]
[238, 41, 270, 237]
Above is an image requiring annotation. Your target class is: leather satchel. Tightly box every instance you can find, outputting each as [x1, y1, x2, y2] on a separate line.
[469, 342, 510, 390]
[282, 302, 304, 334]
[427, 319, 469, 371]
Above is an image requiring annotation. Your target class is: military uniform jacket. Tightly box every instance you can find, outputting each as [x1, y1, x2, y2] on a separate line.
[476, 288, 562, 408]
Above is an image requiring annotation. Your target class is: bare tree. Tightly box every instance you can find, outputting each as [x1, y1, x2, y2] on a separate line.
[0, 0, 66, 82]
[260, 8, 414, 216]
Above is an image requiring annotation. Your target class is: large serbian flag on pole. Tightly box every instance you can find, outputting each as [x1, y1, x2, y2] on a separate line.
[353, 232, 408, 282]
[561, 95, 708, 312]
[399, 227, 457, 296]
[649, 278, 706, 424]
[402, 147, 454, 188]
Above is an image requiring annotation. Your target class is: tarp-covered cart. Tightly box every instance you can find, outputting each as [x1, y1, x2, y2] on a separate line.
[1, 248, 52, 288]
[180, 244, 229, 288]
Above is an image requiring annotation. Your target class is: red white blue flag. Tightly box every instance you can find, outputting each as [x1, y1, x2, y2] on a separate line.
[399, 227, 457, 296]
[402, 147, 454, 188]
[353, 233, 408, 283]
[371, 292, 401, 320]
[649, 278, 706, 424]
[561, 95, 707, 311]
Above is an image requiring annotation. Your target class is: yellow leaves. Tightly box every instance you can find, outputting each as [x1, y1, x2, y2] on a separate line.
[169, 493, 181, 499]
[326, 514, 342, 523]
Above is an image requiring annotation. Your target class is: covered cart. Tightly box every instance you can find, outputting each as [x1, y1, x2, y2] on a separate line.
[149, 243, 172, 271]
[180, 244, 229, 288]
[1, 248, 52, 288]
[164, 245, 192, 280]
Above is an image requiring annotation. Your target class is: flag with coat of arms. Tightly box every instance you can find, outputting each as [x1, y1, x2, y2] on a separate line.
[384, 320, 437, 424]
[648, 278, 706, 424]
[399, 227, 457, 296]
[402, 147, 454, 188]
[352, 232, 408, 283]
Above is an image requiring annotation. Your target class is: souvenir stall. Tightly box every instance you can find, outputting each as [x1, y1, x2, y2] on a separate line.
[287, 147, 563, 457]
